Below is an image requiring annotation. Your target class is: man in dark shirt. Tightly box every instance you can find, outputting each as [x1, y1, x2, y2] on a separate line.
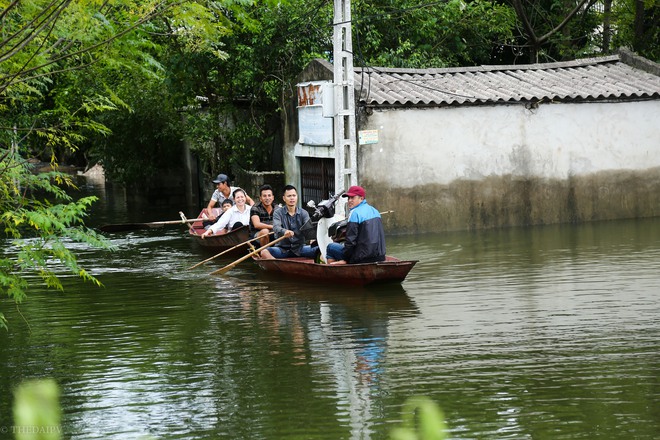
[249, 184, 275, 246]
[260, 185, 318, 259]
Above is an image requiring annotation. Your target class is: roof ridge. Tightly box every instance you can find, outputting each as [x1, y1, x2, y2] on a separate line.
[355, 55, 621, 75]
[618, 47, 660, 76]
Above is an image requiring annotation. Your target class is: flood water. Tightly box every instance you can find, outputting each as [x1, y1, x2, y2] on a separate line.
[1, 181, 659, 439]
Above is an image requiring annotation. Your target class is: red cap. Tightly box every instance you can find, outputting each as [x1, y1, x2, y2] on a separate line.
[343, 185, 366, 198]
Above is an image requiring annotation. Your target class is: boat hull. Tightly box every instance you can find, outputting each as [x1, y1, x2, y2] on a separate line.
[253, 256, 418, 286]
[188, 209, 250, 254]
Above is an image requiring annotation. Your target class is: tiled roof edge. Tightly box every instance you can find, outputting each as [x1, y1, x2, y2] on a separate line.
[354, 55, 621, 75]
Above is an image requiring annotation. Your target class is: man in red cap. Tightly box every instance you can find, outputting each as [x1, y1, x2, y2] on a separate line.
[326, 185, 386, 264]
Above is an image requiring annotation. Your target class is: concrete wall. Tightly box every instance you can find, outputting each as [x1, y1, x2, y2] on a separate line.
[233, 169, 286, 200]
[358, 100, 660, 233]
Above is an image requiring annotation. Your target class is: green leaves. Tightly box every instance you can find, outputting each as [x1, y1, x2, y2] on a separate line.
[610, 0, 659, 61]
[0, 152, 113, 328]
[354, 0, 517, 67]
[13, 379, 62, 440]
[1, 0, 232, 169]
[390, 396, 448, 440]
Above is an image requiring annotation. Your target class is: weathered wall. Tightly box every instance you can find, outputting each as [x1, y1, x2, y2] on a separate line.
[282, 61, 335, 192]
[358, 100, 660, 233]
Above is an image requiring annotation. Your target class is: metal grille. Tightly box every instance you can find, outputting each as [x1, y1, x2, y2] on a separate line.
[300, 157, 335, 206]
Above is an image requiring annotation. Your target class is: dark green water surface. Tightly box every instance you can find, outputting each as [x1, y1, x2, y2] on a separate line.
[1, 183, 659, 439]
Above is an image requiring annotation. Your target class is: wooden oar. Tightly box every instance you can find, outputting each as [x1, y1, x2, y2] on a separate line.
[187, 232, 274, 270]
[210, 235, 288, 276]
[100, 212, 200, 232]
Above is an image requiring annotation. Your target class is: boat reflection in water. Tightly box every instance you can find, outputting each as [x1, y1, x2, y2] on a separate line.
[233, 280, 418, 438]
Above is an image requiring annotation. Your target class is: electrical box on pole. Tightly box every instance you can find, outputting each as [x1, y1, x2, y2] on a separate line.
[333, 0, 358, 195]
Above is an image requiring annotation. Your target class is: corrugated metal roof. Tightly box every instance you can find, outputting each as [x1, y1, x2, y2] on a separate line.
[353, 52, 660, 107]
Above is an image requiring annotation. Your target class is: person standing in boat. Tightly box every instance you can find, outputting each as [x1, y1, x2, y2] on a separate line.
[325, 186, 386, 264]
[260, 185, 318, 259]
[205, 173, 254, 223]
[249, 184, 276, 246]
[202, 189, 253, 237]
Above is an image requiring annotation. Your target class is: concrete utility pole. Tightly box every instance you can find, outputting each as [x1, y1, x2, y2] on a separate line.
[333, 0, 358, 193]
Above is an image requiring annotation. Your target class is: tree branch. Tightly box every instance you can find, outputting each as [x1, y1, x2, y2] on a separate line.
[536, 0, 593, 45]
[0, 4, 68, 96]
[0, 0, 183, 93]
[510, 0, 538, 44]
[0, 0, 69, 62]
[0, 0, 21, 23]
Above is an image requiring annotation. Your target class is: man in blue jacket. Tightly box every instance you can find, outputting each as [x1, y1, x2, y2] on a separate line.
[326, 185, 386, 264]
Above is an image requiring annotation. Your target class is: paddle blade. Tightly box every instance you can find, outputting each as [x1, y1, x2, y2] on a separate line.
[209, 234, 287, 276]
[187, 261, 206, 271]
[210, 264, 235, 275]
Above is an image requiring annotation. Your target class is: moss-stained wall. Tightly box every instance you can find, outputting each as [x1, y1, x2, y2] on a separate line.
[365, 168, 660, 234]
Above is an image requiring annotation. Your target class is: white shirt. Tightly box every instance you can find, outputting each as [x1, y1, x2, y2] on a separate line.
[211, 186, 242, 204]
[208, 205, 251, 234]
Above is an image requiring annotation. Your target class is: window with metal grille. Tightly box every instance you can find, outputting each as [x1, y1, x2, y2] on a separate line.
[299, 157, 335, 207]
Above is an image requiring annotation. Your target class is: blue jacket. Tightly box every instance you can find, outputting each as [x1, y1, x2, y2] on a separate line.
[344, 200, 386, 263]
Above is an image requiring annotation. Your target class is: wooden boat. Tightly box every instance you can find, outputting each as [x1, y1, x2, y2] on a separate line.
[188, 208, 250, 254]
[252, 255, 418, 286]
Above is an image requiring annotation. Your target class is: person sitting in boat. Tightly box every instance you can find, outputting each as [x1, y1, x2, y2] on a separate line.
[325, 185, 386, 265]
[202, 189, 253, 237]
[249, 184, 275, 246]
[203, 197, 235, 230]
[205, 173, 255, 223]
[260, 185, 318, 259]
[221, 198, 233, 212]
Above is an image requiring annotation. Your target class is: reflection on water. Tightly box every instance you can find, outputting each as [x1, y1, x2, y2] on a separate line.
[1, 182, 659, 439]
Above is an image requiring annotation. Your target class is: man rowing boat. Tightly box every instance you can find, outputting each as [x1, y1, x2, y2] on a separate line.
[260, 185, 318, 259]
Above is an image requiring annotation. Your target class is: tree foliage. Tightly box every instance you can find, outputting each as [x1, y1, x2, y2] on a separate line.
[609, 0, 660, 61]
[169, 0, 333, 177]
[0, 151, 112, 329]
[89, 72, 185, 184]
[82, 0, 257, 183]
[1, 1, 177, 166]
[506, 0, 659, 63]
[353, 0, 517, 67]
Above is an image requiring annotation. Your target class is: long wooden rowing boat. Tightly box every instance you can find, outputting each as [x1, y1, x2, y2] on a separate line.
[188, 208, 250, 254]
[252, 255, 418, 286]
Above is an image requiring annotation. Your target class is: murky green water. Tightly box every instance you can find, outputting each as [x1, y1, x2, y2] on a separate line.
[1, 183, 659, 439]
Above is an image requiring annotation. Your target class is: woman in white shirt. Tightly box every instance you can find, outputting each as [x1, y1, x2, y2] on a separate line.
[202, 189, 253, 237]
